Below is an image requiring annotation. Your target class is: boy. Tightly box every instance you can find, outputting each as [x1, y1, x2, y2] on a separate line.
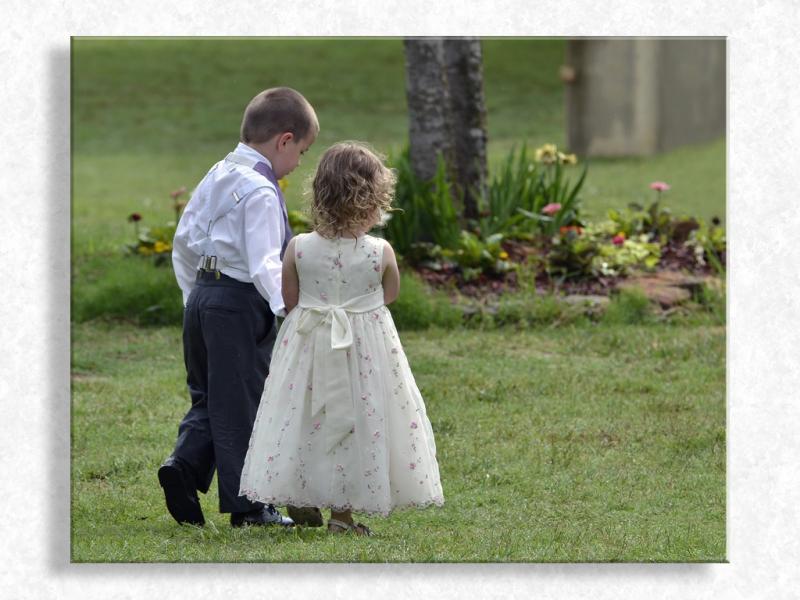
[159, 87, 318, 527]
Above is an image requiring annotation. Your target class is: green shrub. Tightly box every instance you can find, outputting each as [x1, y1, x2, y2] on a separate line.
[689, 280, 726, 326]
[494, 294, 561, 327]
[388, 271, 462, 330]
[385, 148, 461, 256]
[443, 231, 514, 281]
[455, 289, 596, 330]
[72, 253, 184, 326]
[546, 230, 600, 281]
[481, 143, 587, 239]
[74, 255, 466, 331]
[478, 144, 542, 237]
[686, 219, 727, 275]
[602, 288, 652, 325]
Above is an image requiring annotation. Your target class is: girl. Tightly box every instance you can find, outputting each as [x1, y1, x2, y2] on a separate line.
[239, 142, 444, 535]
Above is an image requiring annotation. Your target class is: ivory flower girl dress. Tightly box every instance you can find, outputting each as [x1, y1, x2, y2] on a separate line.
[239, 231, 444, 516]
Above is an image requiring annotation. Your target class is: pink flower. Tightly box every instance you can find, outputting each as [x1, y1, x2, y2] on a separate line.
[649, 181, 670, 192]
[313, 422, 321, 431]
[409, 463, 416, 470]
[542, 203, 562, 216]
[410, 421, 418, 429]
[612, 234, 625, 246]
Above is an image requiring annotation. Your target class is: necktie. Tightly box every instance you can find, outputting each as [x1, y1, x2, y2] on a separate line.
[252, 161, 293, 259]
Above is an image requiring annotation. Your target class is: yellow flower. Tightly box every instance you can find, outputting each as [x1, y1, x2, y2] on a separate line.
[559, 152, 578, 165]
[498, 251, 509, 260]
[154, 240, 171, 254]
[137, 245, 153, 256]
[535, 143, 559, 165]
[278, 178, 288, 191]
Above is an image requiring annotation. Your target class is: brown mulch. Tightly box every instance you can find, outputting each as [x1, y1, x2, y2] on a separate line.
[413, 237, 722, 300]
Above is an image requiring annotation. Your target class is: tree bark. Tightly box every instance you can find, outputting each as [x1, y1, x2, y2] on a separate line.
[443, 38, 488, 221]
[403, 38, 454, 182]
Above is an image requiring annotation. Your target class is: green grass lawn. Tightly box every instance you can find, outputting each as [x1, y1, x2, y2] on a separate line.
[71, 319, 725, 562]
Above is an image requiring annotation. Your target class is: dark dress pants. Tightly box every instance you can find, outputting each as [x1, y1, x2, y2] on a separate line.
[171, 273, 277, 513]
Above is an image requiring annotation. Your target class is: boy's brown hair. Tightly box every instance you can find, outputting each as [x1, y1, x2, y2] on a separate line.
[240, 87, 318, 144]
[310, 141, 396, 239]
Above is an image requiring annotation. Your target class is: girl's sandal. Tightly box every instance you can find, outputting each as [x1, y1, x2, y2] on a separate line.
[327, 518, 372, 536]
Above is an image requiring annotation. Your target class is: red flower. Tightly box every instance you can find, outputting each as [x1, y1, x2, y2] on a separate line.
[560, 225, 584, 236]
[128, 213, 142, 222]
[612, 234, 625, 246]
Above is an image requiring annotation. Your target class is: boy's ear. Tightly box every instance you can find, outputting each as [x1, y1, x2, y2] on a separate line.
[278, 132, 294, 148]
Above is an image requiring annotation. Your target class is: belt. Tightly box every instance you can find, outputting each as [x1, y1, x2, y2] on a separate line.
[196, 269, 222, 281]
[194, 270, 258, 294]
[295, 289, 385, 452]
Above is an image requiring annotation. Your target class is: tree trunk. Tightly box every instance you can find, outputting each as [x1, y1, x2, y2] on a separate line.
[403, 38, 454, 182]
[443, 38, 488, 221]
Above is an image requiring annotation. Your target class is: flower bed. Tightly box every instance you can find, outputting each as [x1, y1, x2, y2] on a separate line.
[382, 144, 725, 303]
[121, 144, 725, 311]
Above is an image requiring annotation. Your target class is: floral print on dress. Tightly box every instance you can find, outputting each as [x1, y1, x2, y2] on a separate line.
[238, 232, 443, 516]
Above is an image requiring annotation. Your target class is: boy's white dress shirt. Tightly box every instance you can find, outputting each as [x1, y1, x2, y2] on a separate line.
[172, 143, 287, 317]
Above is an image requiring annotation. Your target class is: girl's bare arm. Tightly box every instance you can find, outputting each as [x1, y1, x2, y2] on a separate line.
[381, 240, 400, 305]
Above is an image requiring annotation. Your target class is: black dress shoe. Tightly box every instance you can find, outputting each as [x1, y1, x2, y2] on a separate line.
[157, 456, 205, 526]
[230, 504, 294, 528]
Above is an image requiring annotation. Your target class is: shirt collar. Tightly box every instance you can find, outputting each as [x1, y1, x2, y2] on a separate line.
[234, 142, 273, 171]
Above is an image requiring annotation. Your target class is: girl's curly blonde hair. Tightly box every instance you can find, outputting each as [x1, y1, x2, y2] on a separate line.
[310, 141, 396, 239]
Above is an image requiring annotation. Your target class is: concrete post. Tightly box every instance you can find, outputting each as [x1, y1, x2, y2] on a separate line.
[565, 38, 725, 157]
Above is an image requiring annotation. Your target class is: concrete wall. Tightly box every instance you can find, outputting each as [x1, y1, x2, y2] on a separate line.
[565, 38, 726, 157]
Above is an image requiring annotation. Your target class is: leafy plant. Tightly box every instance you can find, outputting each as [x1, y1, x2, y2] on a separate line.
[477, 144, 542, 237]
[607, 201, 684, 244]
[590, 235, 661, 277]
[546, 229, 600, 281]
[442, 231, 514, 281]
[515, 143, 588, 237]
[425, 156, 462, 250]
[124, 214, 177, 266]
[686, 218, 726, 274]
[385, 148, 461, 256]
[124, 186, 189, 266]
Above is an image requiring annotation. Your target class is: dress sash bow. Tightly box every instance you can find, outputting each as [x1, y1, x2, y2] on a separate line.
[295, 289, 385, 452]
